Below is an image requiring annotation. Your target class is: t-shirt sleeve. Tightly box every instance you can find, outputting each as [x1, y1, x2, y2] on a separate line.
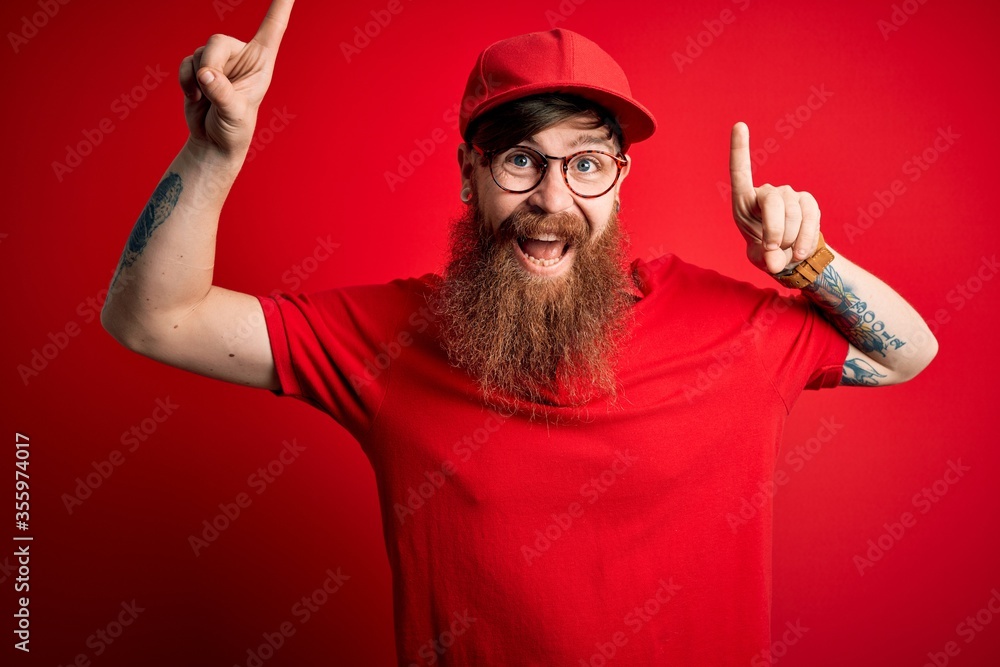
[255, 282, 409, 437]
[746, 289, 849, 412]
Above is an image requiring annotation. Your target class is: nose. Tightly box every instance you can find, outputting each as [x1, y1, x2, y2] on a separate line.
[525, 162, 574, 214]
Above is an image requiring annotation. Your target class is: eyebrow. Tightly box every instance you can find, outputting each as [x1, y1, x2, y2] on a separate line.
[525, 132, 616, 153]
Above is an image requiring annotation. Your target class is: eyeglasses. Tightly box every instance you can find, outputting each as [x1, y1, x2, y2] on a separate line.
[473, 144, 628, 198]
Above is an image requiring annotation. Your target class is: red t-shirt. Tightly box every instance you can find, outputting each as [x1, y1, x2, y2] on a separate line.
[256, 254, 847, 666]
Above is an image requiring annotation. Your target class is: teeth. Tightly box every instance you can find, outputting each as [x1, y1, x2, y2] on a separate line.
[515, 236, 569, 269]
[523, 252, 564, 267]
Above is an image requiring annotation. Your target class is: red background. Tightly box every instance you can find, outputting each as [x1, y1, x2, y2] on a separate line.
[3, 0, 999, 665]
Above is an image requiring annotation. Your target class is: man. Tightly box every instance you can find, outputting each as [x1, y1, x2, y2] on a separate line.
[101, 1, 937, 664]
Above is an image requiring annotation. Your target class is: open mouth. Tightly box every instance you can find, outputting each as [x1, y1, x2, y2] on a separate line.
[515, 234, 571, 268]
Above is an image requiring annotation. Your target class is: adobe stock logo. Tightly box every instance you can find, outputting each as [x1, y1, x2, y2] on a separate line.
[725, 416, 843, 534]
[55, 600, 145, 666]
[904, 254, 1000, 357]
[852, 459, 970, 576]
[188, 438, 307, 556]
[384, 72, 500, 192]
[750, 619, 809, 667]
[579, 577, 682, 666]
[842, 126, 959, 243]
[922, 587, 1000, 667]
[7, 0, 72, 54]
[279, 235, 340, 292]
[408, 610, 478, 667]
[521, 450, 638, 565]
[214, 0, 246, 20]
[233, 566, 350, 667]
[61, 396, 180, 515]
[339, 0, 417, 63]
[715, 85, 834, 203]
[544, 0, 589, 29]
[877, 0, 931, 40]
[51, 64, 170, 182]
[671, 0, 752, 73]
[393, 411, 508, 525]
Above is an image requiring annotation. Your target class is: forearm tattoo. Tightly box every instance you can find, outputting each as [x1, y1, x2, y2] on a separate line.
[841, 357, 887, 386]
[802, 264, 907, 358]
[110, 172, 183, 291]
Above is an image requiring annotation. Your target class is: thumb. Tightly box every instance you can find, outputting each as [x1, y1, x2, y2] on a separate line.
[197, 67, 237, 113]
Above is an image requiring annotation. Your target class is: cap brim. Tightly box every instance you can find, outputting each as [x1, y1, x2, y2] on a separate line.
[464, 82, 656, 151]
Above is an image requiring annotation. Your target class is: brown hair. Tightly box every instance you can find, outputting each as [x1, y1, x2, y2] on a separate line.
[466, 93, 625, 162]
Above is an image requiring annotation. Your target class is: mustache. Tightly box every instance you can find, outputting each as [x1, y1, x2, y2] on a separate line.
[493, 209, 592, 248]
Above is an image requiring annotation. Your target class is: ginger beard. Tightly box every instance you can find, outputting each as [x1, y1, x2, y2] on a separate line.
[435, 196, 637, 415]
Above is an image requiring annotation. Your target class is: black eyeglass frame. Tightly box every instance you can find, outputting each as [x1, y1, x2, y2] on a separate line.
[472, 144, 629, 198]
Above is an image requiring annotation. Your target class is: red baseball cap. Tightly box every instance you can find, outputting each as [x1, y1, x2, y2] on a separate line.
[459, 29, 656, 151]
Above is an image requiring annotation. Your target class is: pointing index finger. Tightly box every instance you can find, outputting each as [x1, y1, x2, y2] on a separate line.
[255, 0, 295, 49]
[729, 121, 755, 198]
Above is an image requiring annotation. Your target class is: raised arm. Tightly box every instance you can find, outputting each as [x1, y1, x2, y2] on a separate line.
[728, 122, 938, 386]
[101, 0, 296, 390]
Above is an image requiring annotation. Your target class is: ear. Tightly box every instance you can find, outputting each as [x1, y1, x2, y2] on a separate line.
[457, 143, 477, 189]
[614, 153, 631, 196]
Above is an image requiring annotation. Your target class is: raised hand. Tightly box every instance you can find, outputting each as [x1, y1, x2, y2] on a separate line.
[729, 121, 821, 274]
[178, 0, 295, 157]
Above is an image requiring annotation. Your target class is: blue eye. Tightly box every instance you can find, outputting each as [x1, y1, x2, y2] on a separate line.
[512, 154, 530, 168]
[570, 154, 606, 179]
